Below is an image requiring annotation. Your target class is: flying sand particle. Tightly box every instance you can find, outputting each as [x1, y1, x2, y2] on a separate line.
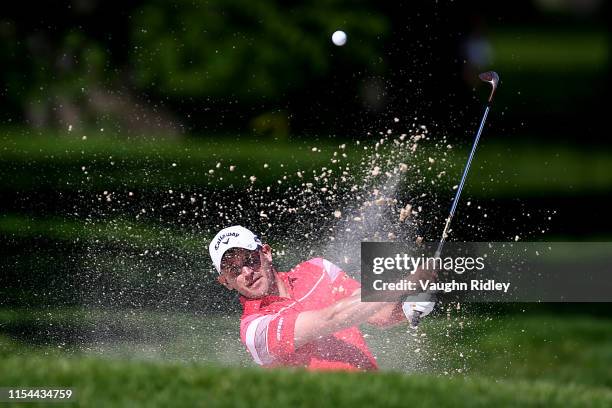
[399, 204, 413, 222]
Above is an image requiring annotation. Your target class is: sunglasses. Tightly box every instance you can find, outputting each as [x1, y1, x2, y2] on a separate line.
[222, 249, 261, 277]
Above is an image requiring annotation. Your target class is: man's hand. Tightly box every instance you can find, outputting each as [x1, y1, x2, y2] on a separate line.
[402, 301, 435, 326]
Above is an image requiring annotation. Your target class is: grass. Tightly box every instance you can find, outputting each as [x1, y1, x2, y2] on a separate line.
[487, 28, 608, 112]
[491, 30, 609, 70]
[0, 129, 352, 191]
[1, 309, 612, 406]
[2, 128, 612, 196]
[365, 311, 612, 388]
[1, 354, 611, 407]
[0, 214, 208, 253]
[437, 313, 612, 388]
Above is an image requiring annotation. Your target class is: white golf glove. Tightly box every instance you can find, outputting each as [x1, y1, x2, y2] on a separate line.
[402, 301, 435, 324]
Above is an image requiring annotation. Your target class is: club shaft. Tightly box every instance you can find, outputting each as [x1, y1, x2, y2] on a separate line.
[435, 104, 490, 257]
[412, 72, 498, 327]
[412, 104, 492, 328]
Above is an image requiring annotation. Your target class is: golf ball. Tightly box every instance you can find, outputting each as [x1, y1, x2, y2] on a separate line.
[331, 30, 347, 46]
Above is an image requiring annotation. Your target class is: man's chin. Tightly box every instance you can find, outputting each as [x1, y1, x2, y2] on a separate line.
[241, 291, 265, 299]
[240, 285, 268, 299]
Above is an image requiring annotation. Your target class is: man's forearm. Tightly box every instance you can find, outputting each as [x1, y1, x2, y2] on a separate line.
[322, 290, 391, 328]
[367, 302, 406, 328]
[294, 290, 394, 348]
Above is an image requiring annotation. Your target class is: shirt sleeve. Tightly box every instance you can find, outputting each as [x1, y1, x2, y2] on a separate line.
[332, 270, 362, 297]
[315, 258, 361, 298]
[240, 300, 302, 365]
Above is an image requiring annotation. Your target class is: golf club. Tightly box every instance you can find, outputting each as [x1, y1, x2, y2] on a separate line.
[410, 71, 500, 327]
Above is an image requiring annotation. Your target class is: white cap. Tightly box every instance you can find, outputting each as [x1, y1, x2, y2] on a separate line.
[209, 225, 262, 274]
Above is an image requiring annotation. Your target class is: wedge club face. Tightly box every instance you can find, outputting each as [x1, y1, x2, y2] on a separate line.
[478, 71, 499, 103]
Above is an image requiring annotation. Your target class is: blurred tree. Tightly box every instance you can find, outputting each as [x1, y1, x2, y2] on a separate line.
[130, 0, 389, 101]
[0, 28, 111, 130]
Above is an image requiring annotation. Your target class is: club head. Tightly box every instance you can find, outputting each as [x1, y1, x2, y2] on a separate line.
[478, 71, 499, 103]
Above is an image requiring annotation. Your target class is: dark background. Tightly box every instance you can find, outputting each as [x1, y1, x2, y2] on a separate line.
[2, 1, 609, 137]
[1, 0, 610, 310]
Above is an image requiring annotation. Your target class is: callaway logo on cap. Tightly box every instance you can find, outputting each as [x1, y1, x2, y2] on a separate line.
[209, 225, 262, 274]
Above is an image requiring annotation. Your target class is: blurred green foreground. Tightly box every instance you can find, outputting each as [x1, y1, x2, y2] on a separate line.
[1, 311, 612, 407]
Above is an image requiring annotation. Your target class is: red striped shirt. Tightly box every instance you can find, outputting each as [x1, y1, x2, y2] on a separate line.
[239, 258, 378, 371]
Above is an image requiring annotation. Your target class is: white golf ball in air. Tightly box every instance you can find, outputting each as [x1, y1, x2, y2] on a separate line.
[332, 30, 347, 46]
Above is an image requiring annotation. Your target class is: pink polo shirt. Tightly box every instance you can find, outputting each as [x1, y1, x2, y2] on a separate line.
[239, 258, 378, 371]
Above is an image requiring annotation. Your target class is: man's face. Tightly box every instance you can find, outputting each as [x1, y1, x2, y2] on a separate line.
[218, 244, 274, 299]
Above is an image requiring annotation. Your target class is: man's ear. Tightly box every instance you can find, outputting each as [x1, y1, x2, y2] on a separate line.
[217, 275, 233, 290]
[261, 244, 273, 263]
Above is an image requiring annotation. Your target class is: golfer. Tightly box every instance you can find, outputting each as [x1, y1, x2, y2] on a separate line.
[209, 225, 434, 371]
